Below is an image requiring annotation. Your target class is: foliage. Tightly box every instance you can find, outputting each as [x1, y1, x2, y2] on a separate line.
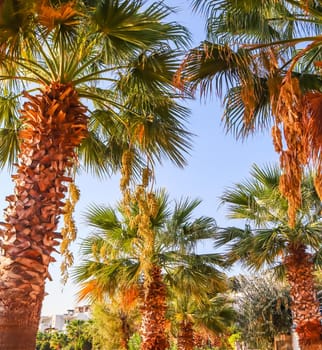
[233, 274, 292, 350]
[73, 190, 228, 349]
[216, 163, 322, 348]
[216, 163, 322, 273]
[128, 333, 141, 350]
[36, 320, 93, 350]
[89, 301, 140, 350]
[181, 0, 322, 227]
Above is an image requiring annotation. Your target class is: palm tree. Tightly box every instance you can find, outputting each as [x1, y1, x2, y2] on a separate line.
[65, 319, 92, 350]
[169, 291, 235, 350]
[216, 163, 322, 349]
[0, 1, 191, 348]
[178, 1, 322, 227]
[87, 300, 139, 350]
[73, 190, 227, 350]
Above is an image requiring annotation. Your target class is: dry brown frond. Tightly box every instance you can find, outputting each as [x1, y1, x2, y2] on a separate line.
[37, 1, 80, 32]
[275, 75, 308, 227]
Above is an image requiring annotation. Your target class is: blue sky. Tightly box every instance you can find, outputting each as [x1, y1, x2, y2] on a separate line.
[0, 1, 279, 316]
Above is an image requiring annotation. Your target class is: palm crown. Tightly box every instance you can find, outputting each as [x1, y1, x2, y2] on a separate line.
[216, 163, 322, 348]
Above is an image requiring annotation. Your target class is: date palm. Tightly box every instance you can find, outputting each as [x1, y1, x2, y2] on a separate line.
[216, 163, 322, 349]
[73, 190, 227, 350]
[179, 0, 322, 227]
[0, 1, 191, 349]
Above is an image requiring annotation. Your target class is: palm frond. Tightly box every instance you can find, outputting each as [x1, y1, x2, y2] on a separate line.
[0, 127, 20, 168]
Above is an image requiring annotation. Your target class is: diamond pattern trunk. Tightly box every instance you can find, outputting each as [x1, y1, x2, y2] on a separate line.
[284, 244, 322, 350]
[140, 265, 169, 350]
[0, 82, 87, 350]
[177, 320, 194, 350]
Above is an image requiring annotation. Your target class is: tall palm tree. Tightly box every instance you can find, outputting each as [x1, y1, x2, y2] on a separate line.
[73, 190, 227, 350]
[216, 163, 322, 349]
[0, 1, 191, 348]
[178, 0, 322, 227]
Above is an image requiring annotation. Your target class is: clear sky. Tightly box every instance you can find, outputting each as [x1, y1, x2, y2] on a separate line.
[0, 0, 279, 316]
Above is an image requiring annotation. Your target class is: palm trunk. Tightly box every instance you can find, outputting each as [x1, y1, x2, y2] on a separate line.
[119, 310, 131, 350]
[177, 319, 194, 350]
[140, 265, 169, 350]
[0, 82, 87, 349]
[284, 244, 322, 350]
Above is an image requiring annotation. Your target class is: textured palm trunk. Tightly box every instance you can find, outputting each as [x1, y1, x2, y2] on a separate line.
[177, 319, 194, 350]
[140, 265, 169, 350]
[284, 244, 322, 350]
[119, 310, 131, 350]
[0, 82, 87, 350]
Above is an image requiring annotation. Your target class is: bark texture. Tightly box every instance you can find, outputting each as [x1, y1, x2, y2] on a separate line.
[285, 244, 322, 350]
[0, 82, 87, 349]
[140, 265, 169, 350]
[177, 319, 194, 350]
[119, 310, 131, 350]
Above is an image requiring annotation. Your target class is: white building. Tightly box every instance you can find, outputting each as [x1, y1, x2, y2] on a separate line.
[39, 305, 91, 332]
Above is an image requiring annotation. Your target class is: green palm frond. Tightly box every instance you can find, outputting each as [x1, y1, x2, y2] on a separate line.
[219, 163, 288, 225]
[194, 295, 236, 334]
[84, 204, 120, 231]
[179, 42, 252, 97]
[217, 163, 322, 272]
[0, 127, 20, 168]
[0, 0, 36, 57]
[78, 131, 115, 178]
[74, 190, 224, 305]
[118, 47, 183, 94]
[72, 258, 140, 298]
[0, 0, 193, 175]
[222, 79, 273, 139]
[91, 0, 190, 64]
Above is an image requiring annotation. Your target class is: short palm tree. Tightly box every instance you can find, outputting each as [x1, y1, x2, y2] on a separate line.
[178, 0, 322, 227]
[73, 190, 227, 350]
[0, 1, 191, 349]
[88, 300, 139, 350]
[169, 291, 235, 350]
[216, 163, 322, 349]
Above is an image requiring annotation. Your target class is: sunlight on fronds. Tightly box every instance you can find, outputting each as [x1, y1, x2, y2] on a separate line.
[37, 1, 80, 33]
[77, 280, 104, 303]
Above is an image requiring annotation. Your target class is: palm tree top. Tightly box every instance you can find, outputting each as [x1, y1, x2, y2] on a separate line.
[0, 0, 193, 174]
[216, 163, 322, 271]
[73, 189, 227, 303]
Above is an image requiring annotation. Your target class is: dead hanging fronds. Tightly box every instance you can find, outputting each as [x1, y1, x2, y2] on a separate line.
[275, 74, 308, 227]
[314, 167, 322, 201]
[267, 75, 283, 118]
[303, 92, 322, 162]
[275, 80, 322, 226]
[272, 124, 283, 153]
[37, 1, 80, 32]
[240, 79, 257, 127]
[259, 48, 279, 75]
[60, 181, 80, 284]
[303, 92, 322, 201]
